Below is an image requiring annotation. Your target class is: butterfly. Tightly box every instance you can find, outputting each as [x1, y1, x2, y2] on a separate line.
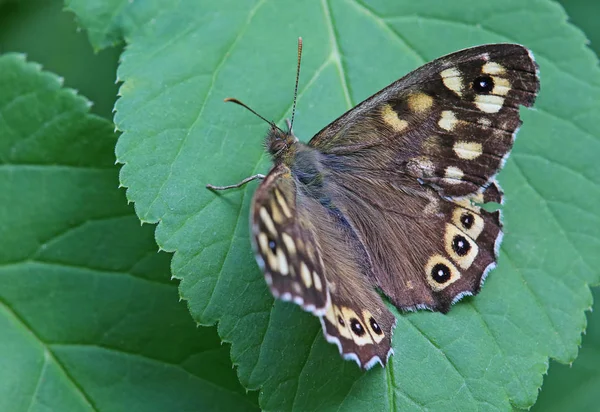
[208, 38, 540, 369]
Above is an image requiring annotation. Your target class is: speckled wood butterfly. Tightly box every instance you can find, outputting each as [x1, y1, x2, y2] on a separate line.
[208, 39, 539, 369]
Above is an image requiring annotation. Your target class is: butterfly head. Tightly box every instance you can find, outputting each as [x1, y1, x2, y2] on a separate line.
[266, 124, 297, 161]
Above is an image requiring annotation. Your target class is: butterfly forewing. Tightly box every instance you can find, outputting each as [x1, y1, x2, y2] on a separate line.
[251, 164, 330, 315]
[309, 44, 539, 198]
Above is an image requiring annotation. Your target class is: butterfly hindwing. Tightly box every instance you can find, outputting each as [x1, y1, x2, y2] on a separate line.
[323, 165, 505, 312]
[320, 286, 396, 369]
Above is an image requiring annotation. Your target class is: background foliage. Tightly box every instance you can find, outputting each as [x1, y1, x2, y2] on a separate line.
[0, 0, 599, 410]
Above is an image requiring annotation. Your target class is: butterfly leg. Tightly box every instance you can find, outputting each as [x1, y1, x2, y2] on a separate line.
[206, 174, 265, 191]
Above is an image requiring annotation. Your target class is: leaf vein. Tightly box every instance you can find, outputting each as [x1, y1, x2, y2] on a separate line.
[404, 319, 477, 404]
[0, 299, 98, 411]
[322, 0, 353, 108]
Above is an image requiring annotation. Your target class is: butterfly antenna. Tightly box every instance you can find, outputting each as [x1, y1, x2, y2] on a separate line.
[289, 37, 303, 132]
[224, 97, 282, 131]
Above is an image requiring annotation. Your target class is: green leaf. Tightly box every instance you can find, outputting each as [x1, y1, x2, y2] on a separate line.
[0, 53, 258, 411]
[557, 0, 600, 51]
[69, 0, 600, 409]
[531, 2, 600, 409]
[0, 0, 121, 119]
[63, 0, 179, 51]
[533, 286, 600, 411]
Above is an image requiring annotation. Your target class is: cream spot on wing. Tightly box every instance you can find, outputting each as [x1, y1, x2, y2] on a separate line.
[453, 198, 481, 213]
[259, 207, 277, 236]
[332, 305, 352, 339]
[418, 157, 435, 176]
[407, 156, 435, 177]
[274, 189, 292, 218]
[445, 166, 464, 182]
[281, 232, 296, 257]
[438, 110, 458, 131]
[293, 282, 302, 294]
[444, 224, 479, 270]
[422, 192, 440, 216]
[453, 141, 483, 160]
[492, 76, 511, 96]
[270, 199, 284, 224]
[258, 233, 269, 254]
[325, 303, 336, 325]
[277, 248, 289, 275]
[313, 271, 323, 291]
[441, 67, 463, 96]
[482, 61, 506, 75]
[300, 262, 313, 288]
[478, 118, 492, 127]
[382, 104, 408, 132]
[425, 255, 461, 292]
[474, 94, 505, 113]
[471, 192, 485, 204]
[258, 233, 278, 270]
[407, 92, 434, 113]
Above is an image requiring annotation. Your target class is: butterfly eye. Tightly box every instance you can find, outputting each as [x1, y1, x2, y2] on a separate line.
[460, 212, 474, 229]
[350, 318, 366, 337]
[369, 317, 383, 335]
[431, 263, 451, 283]
[452, 235, 471, 256]
[472, 75, 494, 94]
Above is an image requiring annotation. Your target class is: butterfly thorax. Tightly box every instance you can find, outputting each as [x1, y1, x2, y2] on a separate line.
[266, 126, 326, 197]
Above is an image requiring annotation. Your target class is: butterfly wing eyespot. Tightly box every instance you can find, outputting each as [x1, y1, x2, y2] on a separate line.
[472, 75, 494, 94]
[321, 295, 396, 369]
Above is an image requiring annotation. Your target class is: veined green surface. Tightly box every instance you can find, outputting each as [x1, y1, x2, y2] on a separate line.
[0, 53, 258, 412]
[63, 0, 600, 410]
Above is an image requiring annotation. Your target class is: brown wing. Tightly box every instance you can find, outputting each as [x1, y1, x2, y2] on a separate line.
[251, 164, 329, 315]
[322, 167, 504, 312]
[251, 163, 396, 368]
[309, 44, 539, 199]
[302, 44, 538, 312]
